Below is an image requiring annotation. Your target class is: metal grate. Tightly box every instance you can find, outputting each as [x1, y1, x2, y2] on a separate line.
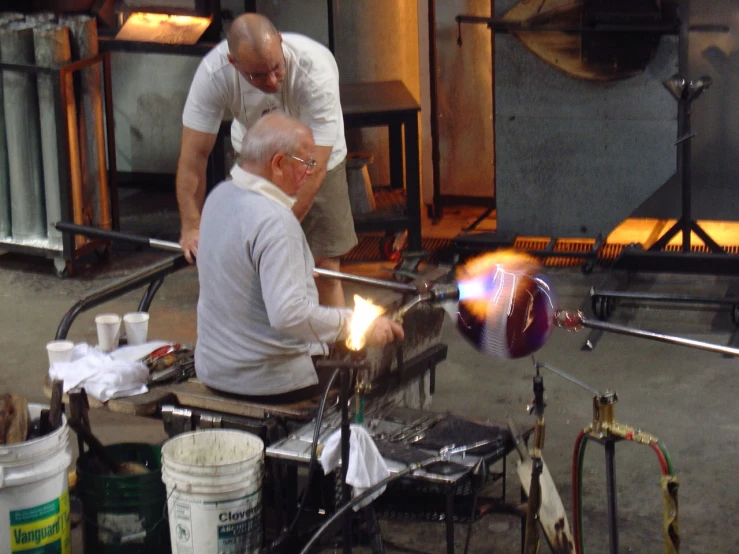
[345, 228, 739, 265]
[341, 236, 453, 263]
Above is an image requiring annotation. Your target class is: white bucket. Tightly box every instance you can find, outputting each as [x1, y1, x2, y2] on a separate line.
[161, 429, 264, 554]
[0, 403, 73, 554]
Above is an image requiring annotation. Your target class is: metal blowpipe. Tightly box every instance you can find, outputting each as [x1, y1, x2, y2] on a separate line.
[55, 222, 739, 358]
[53, 222, 419, 294]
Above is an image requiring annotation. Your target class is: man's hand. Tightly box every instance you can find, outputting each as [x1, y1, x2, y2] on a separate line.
[180, 227, 199, 264]
[365, 316, 405, 348]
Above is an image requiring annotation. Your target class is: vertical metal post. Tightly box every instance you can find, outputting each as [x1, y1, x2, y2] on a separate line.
[101, 52, 119, 230]
[0, 22, 10, 239]
[52, 70, 72, 261]
[64, 15, 111, 230]
[388, 123, 404, 190]
[428, 0, 442, 219]
[0, 24, 46, 241]
[340, 369, 353, 554]
[34, 24, 72, 249]
[404, 114, 422, 252]
[677, 0, 691, 252]
[445, 491, 455, 554]
[327, 0, 335, 54]
[59, 63, 85, 249]
[605, 439, 619, 554]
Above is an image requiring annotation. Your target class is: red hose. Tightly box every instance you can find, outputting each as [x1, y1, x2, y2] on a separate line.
[648, 441, 669, 475]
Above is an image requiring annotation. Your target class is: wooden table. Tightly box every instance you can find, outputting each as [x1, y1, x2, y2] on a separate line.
[340, 80, 422, 251]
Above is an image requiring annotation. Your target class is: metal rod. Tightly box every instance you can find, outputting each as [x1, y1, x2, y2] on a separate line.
[34, 24, 72, 249]
[59, 65, 85, 248]
[592, 290, 739, 305]
[55, 255, 188, 340]
[0, 25, 10, 238]
[340, 369, 352, 554]
[304, 268, 419, 293]
[149, 238, 187, 252]
[455, 14, 681, 34]
[428, 0, 442, 219]
[102, 52, 119, 230]
[54, 223, 421, 295]
[535, 361, 602, 396]
[605, 440, 619, 554]
[580, 316, 739, 357]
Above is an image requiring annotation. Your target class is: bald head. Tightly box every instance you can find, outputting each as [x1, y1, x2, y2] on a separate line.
[240, 111, 316, 196]
[227, 14, 279, 60]
[241, 111, 310, 162]
[226, 14, 285, 93]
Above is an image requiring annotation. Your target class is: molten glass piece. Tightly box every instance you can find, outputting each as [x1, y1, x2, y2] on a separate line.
[347, 295, 386, 351]
[455, 251, 559, 359]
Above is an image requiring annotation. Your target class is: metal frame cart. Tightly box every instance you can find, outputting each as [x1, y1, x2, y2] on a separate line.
[0, 52, 118, 277]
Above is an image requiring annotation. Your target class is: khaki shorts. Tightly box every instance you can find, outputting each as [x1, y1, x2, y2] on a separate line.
[301, 159, 358, 260]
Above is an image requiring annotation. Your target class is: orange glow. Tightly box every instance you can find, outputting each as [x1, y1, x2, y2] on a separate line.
[116, 13, 212, 44]
[347, 295, 386, 351]
[457, 250, 541, 321]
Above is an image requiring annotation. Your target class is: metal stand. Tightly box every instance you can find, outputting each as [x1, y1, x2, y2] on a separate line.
[522, 372, 545, 554]
[314, 357, 385, 554]
[585, 0, 738, 350]
[604, 439, 619, 554]
[340, 368, 353, 554]
[0, 54, 118, 277]
[536, 360, 679, 554]
[649, 75, 721, 255]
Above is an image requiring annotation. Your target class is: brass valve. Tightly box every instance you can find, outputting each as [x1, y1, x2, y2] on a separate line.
[585, 391, 659, 444]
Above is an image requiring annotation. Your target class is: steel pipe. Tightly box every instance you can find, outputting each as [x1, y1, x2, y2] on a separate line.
[592, 289, 739, 305]
[0, 20, 10, 238]
[580, 316, 739, 357]
[311, 267, 419, 294]
[54, 222, 420, 294]
[34, 24, 72, 248]
[0, 22, 46, 241]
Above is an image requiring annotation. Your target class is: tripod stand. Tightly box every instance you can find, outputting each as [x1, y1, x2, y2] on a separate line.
[649, 73, 721, 254]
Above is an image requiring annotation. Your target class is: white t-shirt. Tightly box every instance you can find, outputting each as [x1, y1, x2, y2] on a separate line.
[182, 33, 347, 170]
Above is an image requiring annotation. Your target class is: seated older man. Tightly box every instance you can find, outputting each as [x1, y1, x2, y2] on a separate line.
[195, 112, 403, 398]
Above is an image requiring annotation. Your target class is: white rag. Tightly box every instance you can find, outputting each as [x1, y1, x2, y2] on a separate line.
[320, 424, 391, 510]
[48, 342, 151, 402]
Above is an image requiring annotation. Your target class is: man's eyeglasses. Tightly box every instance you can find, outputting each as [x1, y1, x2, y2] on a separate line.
[244, 61, 285, 82]
[287, 154, 317, 172]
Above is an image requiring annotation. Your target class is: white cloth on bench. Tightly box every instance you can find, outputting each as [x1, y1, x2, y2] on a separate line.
[48, 342, 155, 402]
[321, 424, 390, 510]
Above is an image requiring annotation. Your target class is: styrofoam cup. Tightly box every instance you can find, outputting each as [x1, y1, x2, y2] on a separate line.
[46, 340, 74, 366]
[95, 313, 121, 352]
[123, 312, 150, 346]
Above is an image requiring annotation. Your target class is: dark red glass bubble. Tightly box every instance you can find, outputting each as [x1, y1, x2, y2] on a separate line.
[456, 272, 558, 359]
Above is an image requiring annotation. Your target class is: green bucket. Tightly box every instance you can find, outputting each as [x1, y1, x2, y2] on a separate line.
[76, 443, 170, 554]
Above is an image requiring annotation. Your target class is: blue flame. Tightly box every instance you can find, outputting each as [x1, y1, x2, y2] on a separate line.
[458, 267, 505, 301]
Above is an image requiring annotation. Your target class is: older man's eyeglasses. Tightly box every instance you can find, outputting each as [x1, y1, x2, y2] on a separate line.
[287, 154, 317, 172]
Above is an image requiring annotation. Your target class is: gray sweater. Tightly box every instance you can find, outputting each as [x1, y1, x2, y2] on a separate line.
[195, 168, 351, 395]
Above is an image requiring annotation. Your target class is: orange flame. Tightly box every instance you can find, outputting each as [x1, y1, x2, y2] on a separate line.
[347, 295, 386, 351]
[457, 250, 541, 321]
[116, 13, 213, 44]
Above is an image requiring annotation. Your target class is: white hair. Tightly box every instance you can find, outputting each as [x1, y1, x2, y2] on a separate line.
[239, 111, 310, 166]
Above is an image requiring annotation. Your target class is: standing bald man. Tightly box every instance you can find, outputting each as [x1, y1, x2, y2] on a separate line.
[177, 13, 357, 306]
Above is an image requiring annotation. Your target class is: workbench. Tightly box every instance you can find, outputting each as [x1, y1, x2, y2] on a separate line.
[340, 81, 423, 252]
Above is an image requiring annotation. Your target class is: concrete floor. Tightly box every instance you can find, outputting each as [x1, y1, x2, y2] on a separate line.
[2, 190, 739, 553]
